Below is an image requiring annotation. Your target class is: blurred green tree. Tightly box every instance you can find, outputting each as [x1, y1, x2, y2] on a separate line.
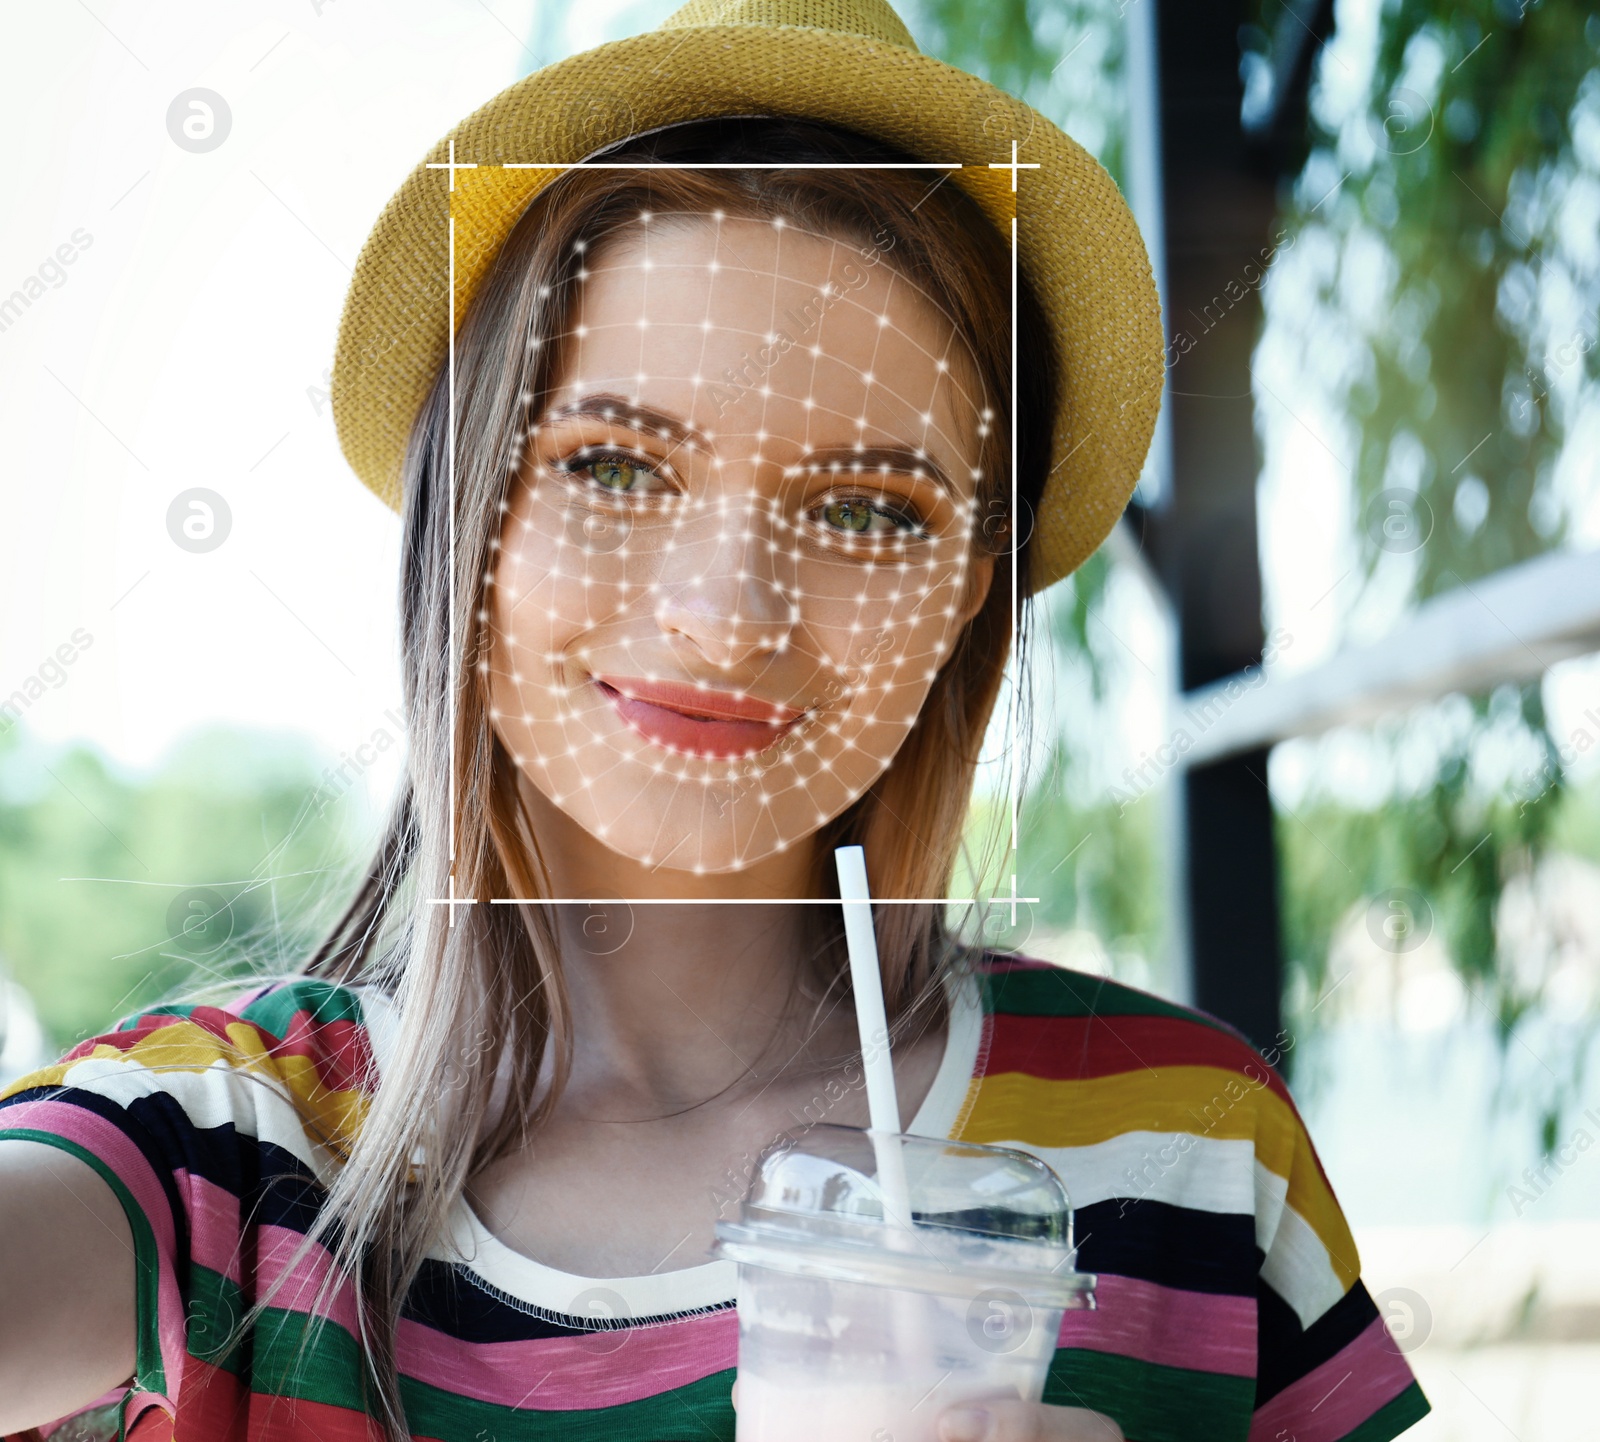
[0, 720, 366, 1050]
[917, 0, 1174, 970]
[1261, 0, 1600, 1131]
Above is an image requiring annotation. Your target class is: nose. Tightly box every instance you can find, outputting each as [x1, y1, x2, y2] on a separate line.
[653, 493, 800, 670]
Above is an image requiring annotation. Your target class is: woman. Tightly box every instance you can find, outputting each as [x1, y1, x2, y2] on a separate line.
[0, 3, 1428, 1441]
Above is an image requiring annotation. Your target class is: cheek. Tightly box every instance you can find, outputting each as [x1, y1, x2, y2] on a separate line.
[485, 538, 582, 736]
[801, 547, 973, 677]
[804, 570, 969, 735]
[488, 535, 558, 673]
[489, 489, 637, 662]
[844, 616, 951, 725]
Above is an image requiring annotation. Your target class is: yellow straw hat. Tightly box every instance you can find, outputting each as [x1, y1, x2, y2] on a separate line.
[331, 0, 1164, 594]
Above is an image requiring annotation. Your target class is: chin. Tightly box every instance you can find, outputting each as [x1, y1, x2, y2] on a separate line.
[505, 713, 904, 878]
[561, 772, 872, 877]
[571, 791, 798, 875]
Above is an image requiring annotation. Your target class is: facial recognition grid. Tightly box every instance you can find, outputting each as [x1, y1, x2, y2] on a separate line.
[419, 142, 1042, 922]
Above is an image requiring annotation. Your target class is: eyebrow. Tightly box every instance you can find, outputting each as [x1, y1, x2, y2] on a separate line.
[545, 392, 712, 453]
[796, 447, 956, 498]
[544, 391, 960, 496]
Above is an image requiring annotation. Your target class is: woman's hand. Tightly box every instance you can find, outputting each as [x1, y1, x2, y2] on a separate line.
[729, 1381, 1122, 1442]
[935, 1400, 1124, 1442]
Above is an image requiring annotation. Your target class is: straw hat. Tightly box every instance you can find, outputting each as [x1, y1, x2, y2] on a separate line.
[331, 0, 1164, 594]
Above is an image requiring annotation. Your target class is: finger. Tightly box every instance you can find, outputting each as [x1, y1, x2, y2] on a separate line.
[937, 1399, 1124, 1442]
[731, 1377, 739, 1411]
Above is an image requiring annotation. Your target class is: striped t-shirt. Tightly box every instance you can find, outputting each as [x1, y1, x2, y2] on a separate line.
[0, 953, 1428, 1442]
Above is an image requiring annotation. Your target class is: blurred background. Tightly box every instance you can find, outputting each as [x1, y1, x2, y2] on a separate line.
[2, 1, 1598, 1436]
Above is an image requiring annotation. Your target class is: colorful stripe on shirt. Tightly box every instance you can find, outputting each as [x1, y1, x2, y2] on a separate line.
[0, 959, 1428, 1442]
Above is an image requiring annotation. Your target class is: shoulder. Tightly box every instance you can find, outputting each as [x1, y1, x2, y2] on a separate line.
[969, 951, 1317, 1195]
[0, 974, 385, 1166]
[971, 952, 1354, 1283]
[974, 950, 1295, 1101]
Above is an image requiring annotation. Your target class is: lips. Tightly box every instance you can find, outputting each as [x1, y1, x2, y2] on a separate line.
[594, 676, 805, 759]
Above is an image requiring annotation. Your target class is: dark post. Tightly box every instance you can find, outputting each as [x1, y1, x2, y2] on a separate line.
[1135, 0, 1332, 1054]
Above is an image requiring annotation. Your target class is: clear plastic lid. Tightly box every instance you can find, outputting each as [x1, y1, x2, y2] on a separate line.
[711, 1124, 1096, 1308]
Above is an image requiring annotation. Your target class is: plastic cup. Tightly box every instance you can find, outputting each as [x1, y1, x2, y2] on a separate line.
[711, 1123, 1096, 1442]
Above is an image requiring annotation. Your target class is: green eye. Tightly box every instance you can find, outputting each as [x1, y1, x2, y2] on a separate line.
[820, 497, 924, 537]
[824, 499, 875, 533]
[591, 457, 641, 491]
[559, 449, 661, 494]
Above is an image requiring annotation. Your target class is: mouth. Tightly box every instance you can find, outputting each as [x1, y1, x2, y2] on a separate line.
[594, 676, 806, 760]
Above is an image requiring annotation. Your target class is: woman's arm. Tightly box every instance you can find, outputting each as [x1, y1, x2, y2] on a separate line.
[0, 1138, 137, 1432]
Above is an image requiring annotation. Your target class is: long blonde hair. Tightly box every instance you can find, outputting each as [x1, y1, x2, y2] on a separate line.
[216, 114, 1059, 1438]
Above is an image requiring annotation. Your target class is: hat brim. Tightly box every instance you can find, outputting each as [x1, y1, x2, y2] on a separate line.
[331, 23, 1165, 594]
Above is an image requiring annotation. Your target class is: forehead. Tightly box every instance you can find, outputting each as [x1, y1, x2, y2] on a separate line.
[541, 214, 984, 472]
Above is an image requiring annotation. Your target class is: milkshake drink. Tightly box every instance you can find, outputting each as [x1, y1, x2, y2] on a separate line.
[712, 1124, 1095, 1442]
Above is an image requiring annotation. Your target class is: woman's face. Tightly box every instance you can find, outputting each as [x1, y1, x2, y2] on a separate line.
[487, 212, 993, 874]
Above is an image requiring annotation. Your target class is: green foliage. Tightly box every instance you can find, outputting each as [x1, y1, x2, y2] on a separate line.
[910, 0, 1130, 189]
[1278, 693, 1575, 1030]
[1550, 764, 1600, 859]
[1263, 0, 1600, 1105]
[1048, 546, 1116, 706]
[915, 0, 1060, 95]
[0, 720, 362, 1050]
[1325, 0, 1599, 590]
[959, 558, 1168, 976]
[956, 771, 1164, 968]
[920, 0, 1159, 970]
[909, 0, 1133, 661]
[1024, 762, 1164, 946]
[1276, 747, 1600, 1142]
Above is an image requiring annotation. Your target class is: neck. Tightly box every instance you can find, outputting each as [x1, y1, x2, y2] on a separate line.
[514, 773, 855, 1117]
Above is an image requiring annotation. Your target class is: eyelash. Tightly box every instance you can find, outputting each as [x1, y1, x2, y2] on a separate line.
[552, 448, 930, 537]
[556, 447, 677, 495]
[819, 495, 927, 538]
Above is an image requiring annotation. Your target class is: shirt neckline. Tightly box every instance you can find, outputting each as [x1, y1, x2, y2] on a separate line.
[355, 961, 988, 1319]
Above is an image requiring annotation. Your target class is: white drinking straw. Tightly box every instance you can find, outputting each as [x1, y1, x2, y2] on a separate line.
[835, 845, 915, 1230]
[835, 845, 938, 1387]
